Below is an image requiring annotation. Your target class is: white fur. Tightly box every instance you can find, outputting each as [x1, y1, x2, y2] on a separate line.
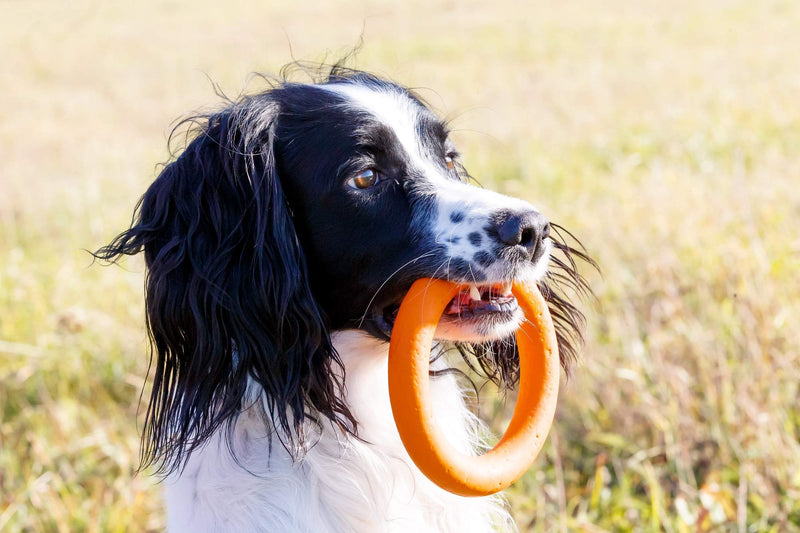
[164, 331, 514, 532]
[325, 82, 550, 283]
[432, 180, 551, 280]
[160, 81, 550, 532]
[322, 83, 441, 181]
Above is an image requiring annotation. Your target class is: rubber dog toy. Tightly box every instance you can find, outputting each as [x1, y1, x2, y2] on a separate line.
[388, 278, 559, 497]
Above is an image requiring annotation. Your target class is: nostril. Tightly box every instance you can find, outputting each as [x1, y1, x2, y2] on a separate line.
[519, 227, 535, 249]
[494, 210, 550, 255]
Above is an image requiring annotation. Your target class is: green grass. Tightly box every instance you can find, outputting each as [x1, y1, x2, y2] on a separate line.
[2, 0, 799, 530]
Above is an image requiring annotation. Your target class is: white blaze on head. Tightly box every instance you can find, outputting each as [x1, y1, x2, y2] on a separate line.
[321, 81, 550, 282]
[320, 83, 446, 182]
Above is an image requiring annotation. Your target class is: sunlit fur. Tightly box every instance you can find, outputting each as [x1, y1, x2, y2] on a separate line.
[94, 63, 593, 532]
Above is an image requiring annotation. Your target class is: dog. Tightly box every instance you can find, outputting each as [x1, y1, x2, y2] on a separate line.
[95, 64, 591, 532]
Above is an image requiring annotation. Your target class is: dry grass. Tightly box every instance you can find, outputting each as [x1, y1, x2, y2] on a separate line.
[2, 0, 799, 531]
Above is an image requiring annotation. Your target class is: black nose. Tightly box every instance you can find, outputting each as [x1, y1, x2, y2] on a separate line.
[495, 210, 550, 259]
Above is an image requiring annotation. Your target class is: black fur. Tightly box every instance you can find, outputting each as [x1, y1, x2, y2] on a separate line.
[94, 65, 594, 474]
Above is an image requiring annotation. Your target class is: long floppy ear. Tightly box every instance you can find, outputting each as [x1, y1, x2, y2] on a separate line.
[94, 96, 356, 473]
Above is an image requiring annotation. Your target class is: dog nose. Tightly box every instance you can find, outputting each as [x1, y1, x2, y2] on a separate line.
[495, 210, 550, 259]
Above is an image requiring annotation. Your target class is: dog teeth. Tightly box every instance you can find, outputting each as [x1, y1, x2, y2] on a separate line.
[500, 282, 512, 297]
[469, 284, 482, 301]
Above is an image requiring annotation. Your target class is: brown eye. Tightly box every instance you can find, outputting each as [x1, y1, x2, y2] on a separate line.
[347, 169, 381, 190]
[445, 156, 455, 171]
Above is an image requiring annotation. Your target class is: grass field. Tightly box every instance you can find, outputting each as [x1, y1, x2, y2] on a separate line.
[2, 0, 799, 531]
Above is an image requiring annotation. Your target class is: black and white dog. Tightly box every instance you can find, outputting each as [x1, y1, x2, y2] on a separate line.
[96, 65, 591, 532]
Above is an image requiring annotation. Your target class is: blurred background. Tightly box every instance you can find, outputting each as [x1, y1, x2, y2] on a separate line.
[2, 0, 799, 531]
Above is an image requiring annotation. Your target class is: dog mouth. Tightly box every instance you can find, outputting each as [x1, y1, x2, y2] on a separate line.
[442, 282, 517, 318]
[377, 281, 522, 342]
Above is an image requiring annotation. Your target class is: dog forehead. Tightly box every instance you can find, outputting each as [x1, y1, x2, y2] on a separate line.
[319, 82, 443, 174]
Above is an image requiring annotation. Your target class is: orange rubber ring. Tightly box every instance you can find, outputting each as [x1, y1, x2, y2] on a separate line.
[388, 278, 560, 497]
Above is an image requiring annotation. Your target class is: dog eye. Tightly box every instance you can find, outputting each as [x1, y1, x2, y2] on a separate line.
[347, 169, 382, 190]
[445, 156, 455, 171]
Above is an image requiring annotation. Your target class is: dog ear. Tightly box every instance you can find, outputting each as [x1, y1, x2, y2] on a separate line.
[94, 97, 356, 473]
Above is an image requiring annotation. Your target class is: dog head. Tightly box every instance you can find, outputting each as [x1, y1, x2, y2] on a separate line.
[95, 66, 592, 473]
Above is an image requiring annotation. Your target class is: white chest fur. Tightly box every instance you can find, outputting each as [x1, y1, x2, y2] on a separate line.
[164, 331, 513, 532]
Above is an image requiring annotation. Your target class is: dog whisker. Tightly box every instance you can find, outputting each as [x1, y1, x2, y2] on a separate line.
[93, 62, 592, 531]
[356, 250, 438, 329]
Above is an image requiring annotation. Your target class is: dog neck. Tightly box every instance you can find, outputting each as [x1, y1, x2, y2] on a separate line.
[162, 330, 513, 532]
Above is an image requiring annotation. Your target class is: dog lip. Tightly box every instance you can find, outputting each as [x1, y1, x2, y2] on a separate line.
[443, 295, 519, 317]
[377, 280, 519, 334]
[443, 282, 516, 315]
